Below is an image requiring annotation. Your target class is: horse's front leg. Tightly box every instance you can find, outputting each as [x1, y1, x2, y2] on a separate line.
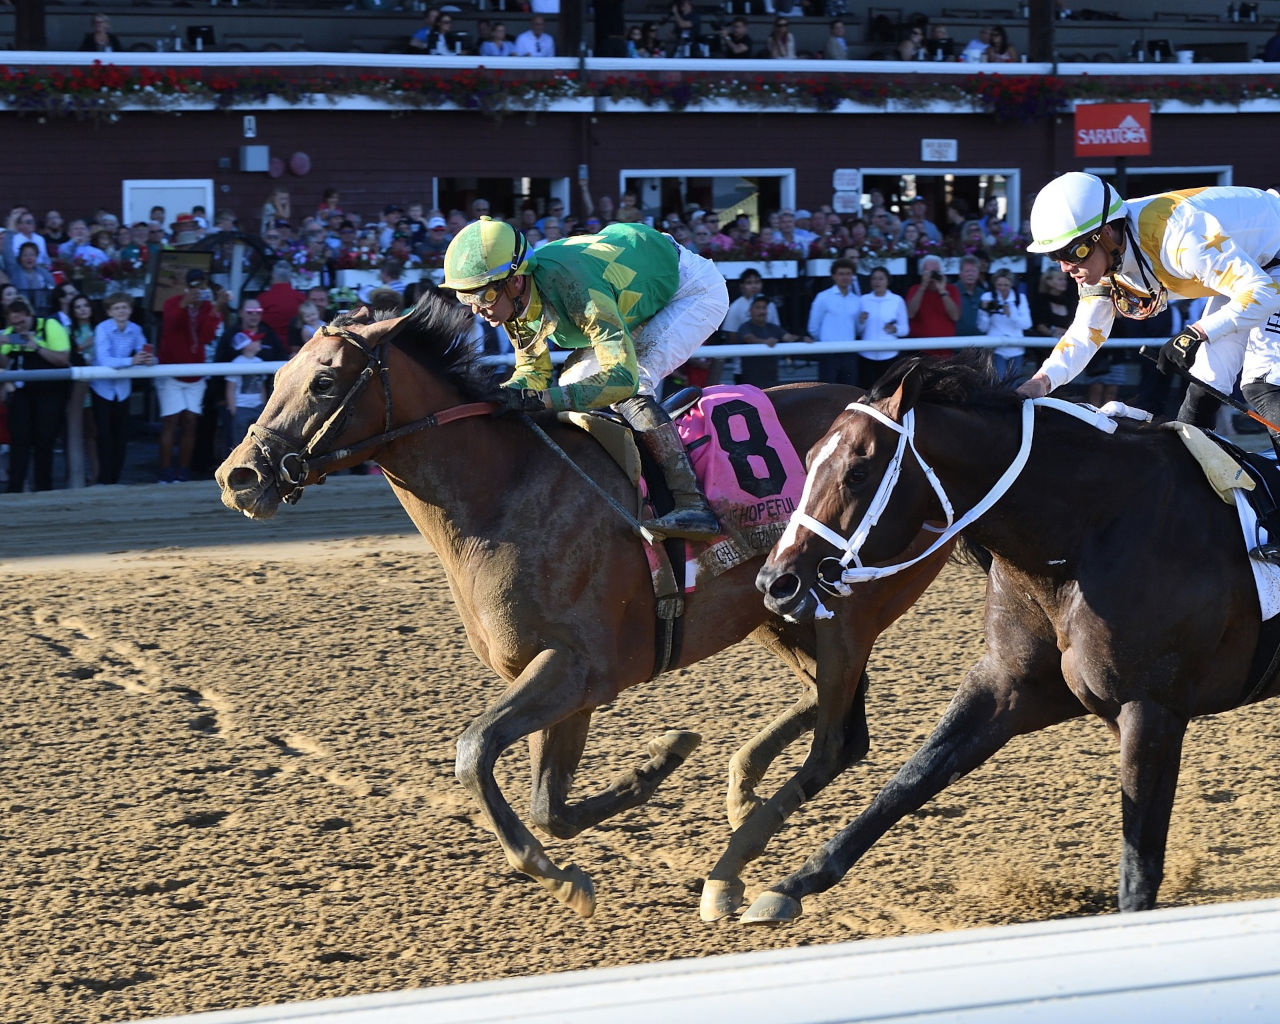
[528, 708, 701, 840]
[454, 647, 601, 919]
[1115, 698, 1188, 912]
[741, 653, 1083, 924]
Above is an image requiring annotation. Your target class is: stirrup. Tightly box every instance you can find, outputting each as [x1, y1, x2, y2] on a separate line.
[1250, 543, 1280, 564]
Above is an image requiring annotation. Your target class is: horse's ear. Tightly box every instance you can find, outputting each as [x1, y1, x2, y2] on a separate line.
[881, 364, 924, 423]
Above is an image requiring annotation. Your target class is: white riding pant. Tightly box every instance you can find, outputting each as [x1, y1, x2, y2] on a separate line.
[559, 243, 729, 397]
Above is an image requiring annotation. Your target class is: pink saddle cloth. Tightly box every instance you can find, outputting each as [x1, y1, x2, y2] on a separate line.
[649, 384, 806, 590]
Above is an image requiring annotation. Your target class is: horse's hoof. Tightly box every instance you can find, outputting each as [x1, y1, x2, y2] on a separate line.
[545, 863, 597, 919]
[740, 890, 803, 924]
[650, 729, 701, 762]
[699, 878, 746, 922]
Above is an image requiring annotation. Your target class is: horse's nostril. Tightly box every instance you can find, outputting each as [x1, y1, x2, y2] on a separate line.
[768, 573, 802, 602]
[227, 465, 261, 492]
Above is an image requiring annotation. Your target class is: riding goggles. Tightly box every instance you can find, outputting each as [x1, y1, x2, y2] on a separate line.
[1109, 276, 1169, 320]
[458, 282, 505, 312]
[1048, 233, 1101, 266]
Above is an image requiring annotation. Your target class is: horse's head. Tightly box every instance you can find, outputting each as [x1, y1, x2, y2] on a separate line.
[216, 309, 405, 518]
[758, 363, 939, 621]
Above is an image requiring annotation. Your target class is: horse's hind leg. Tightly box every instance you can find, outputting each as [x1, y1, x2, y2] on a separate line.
[528, 708, 701, 840]
[1116, 699, 1188, 912]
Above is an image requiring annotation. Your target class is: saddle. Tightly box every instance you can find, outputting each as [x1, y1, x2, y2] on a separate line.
[558, 387, 704, 680]
[1203, 430, 1280, 561]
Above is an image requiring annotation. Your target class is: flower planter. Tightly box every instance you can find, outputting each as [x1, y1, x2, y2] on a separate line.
[334, 268, 429, 289]
[713, 260, 799, 281]
[939, 258, 962, 276]
[856, 257, 907, 278]
[990, 256, 1028, 274]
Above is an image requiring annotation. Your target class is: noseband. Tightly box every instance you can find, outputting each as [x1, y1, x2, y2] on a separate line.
[245, 324, 495, 505]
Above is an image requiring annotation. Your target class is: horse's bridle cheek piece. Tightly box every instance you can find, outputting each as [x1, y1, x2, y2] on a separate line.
[247, 325, 391, 505]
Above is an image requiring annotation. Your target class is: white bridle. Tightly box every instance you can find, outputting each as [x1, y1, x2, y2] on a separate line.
[777, 397, 1118, 617]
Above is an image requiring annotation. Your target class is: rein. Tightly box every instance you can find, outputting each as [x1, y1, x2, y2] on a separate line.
[791, 397, 1117, 611]
[247, 324, 496, 504]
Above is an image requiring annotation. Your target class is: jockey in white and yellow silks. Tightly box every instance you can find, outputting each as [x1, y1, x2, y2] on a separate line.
[1018, 173, 1280, 434]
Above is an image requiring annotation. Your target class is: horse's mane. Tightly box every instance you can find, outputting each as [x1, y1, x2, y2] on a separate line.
[334, 290, 500, 400]
[867, 349, 1019, 412]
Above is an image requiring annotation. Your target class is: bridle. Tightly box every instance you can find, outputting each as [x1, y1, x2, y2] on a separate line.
[245, 323, 494, 505]
[782, 396, 1117, 613]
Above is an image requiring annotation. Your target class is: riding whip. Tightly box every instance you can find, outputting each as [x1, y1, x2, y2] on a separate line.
[1138, 345, 1280, 436]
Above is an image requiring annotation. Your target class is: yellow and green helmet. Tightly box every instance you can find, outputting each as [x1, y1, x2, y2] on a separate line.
[442, 216, 530, 293]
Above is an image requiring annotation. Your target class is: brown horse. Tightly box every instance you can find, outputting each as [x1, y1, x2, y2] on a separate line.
[214, 295, 951, 920]
[749, 352, 1270, 923]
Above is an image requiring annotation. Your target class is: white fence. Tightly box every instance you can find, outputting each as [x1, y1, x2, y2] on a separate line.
[131, 898, 1280, 1024]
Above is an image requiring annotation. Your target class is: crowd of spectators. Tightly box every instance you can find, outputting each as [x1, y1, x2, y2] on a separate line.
[1, 179, 1193, 492]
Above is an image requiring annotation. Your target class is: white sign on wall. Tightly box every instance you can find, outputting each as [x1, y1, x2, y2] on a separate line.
[832, 191, 863, 215]
[832, 168, 860, 193]
[921, 139, 958, 162]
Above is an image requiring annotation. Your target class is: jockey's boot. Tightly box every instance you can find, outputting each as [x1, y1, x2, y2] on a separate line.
[618, 394, 720, 541]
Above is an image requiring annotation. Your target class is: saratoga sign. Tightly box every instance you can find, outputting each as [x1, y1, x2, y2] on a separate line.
[1074, 101, 1152, 157]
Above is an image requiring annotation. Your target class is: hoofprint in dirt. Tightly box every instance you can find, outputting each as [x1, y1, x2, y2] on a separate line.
[2, 481, 1279, 1024]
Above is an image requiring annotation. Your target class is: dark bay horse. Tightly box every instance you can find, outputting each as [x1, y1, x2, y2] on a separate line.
[750, 353, 1269, 923]
[214, 294, 952, 920]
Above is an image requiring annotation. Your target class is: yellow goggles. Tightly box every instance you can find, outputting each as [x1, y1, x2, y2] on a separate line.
[1049, 233, 1100, 266]
[458, 282, 504, 311]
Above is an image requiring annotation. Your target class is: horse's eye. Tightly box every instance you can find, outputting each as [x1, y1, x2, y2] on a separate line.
[845, 463, 869, 487]
[310, 372, 336, 396]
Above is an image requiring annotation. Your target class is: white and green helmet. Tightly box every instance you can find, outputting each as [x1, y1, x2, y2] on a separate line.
[1025, 172, 1126, 255]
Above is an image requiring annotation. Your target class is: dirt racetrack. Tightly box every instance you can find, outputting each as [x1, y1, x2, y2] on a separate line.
[3, 477, 1280, 1024]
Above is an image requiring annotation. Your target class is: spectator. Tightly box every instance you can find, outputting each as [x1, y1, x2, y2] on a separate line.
[977, 268, 1032, 380]
[824, 19, 849, 60]
[481, 21, 516, 56]
[596, 194, 617, 224]
[256, 261, 304, 344]
[225, 320, 271, 449]
[1029, 266, 1077, 342]
[421, 12, 461, 55]
[317, 188, 343, 219]
[901, 196, 943, 245]
[421, 216, 451, 259]
[668, 0, 702, 57]
[8, 243, 55, 316]
[616, 190, 643, 224]
[231, 297, 285, 363]
[90, 292, 152, 486]
[261, 187, 291, 236]
[961, 26, 991, 62]
[536, 198, 565, 232]
[1266, 23, 1280, 61]
[898, 24, 925, 60]
[1, 298, 71, 493]
[636, 22, 665, 58]
[515, 15, 556, 56]
[294, 300, 327, 349]
[809, 258, 861, 386]
[737, 296, 806, 388]
[927, 24, 956, 61]
[5, 210, 49, 272]
[64, 292, 98, 487]
[156, 268, 224, 483]
[776, 209, 814, 254]
[855, 265, 909, 389]
[984, 25, 1019, 62]
[767, 18, 796, 59]
[40, 210, 68, 251]
[79, 12, 122, 52]
[720, 17, 753, 58]
[407, 7, 441, 51]
[722, 268, 778, 337]
[906, 254, 960, 357]
[953, 254, 985, 338]
[360, 260, 407, 303]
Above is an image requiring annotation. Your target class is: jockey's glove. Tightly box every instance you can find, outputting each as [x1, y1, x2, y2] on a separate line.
[486, 387, 548, 414]
[1156, 324, 1207, 376]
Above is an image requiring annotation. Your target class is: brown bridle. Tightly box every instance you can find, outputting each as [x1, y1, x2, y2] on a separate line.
[245, 323, 495, 505]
